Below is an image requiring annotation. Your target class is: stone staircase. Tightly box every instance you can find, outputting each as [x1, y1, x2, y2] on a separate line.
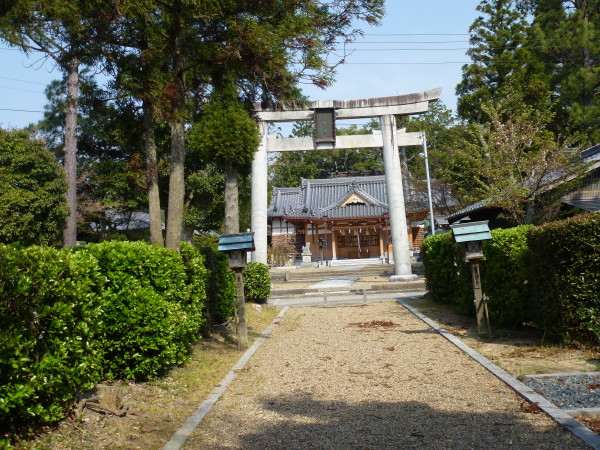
[269, 262, 426, 299]
[270, 262, 424, 283]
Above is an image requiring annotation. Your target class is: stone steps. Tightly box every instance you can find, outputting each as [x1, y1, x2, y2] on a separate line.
[270, 262, 424, 283]
[269, 278, 426, 299]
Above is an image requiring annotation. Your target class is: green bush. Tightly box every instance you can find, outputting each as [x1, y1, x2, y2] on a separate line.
[82, 241, 205, 380]
[197, 247, 236, 326]
[527, 213, 600, 345]
[0, 245, 104, 430]
[481, 226, 532, 327]
[243, 262, 271, 303]
[421, 232, 472, 314]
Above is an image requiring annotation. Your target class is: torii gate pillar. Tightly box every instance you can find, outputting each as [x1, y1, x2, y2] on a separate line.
[251, 121, 269, 265]
[251, 88, 441, 279]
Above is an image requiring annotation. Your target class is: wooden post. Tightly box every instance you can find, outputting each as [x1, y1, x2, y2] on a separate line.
[332, 229, 338, 261]
[234, 269, 249, 348]
[470, 261, 491, 337]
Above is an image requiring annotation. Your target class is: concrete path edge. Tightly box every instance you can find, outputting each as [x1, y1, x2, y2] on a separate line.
[163, 307, 290, 450]
[398, 299, 600, 450]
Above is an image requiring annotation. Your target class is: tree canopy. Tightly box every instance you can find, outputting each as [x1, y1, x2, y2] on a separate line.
[0, 129, 68, 246]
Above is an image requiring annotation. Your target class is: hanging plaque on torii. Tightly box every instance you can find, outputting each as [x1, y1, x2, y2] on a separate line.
[314, 108, 336, 145]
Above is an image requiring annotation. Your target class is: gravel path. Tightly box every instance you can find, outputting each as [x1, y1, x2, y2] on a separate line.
[186, 302, 587, 449]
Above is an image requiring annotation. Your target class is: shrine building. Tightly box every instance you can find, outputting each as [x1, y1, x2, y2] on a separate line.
[268, 175, 426, 264]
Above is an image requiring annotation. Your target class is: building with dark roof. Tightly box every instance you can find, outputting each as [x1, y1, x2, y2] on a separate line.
[268, 175, 431, 264]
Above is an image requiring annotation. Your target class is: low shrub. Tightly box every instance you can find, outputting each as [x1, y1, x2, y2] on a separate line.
[421, 232, 472, 314]
[243, 262, 271, 303]
[0, 245, 104, 431]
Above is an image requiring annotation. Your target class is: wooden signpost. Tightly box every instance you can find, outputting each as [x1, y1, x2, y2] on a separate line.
[218, 232, 255, 349]
[450, 221, 493, 337]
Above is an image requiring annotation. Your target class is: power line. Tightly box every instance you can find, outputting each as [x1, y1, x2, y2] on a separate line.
[0, 75, 48, 86]
[345, 61, 469, 65]
[0, 108, 44, 112]
[356, 40, 470, 44]
[364, 33, 469, 36]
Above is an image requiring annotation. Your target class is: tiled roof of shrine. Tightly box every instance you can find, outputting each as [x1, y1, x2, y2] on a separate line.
[269, 176, 389, 220]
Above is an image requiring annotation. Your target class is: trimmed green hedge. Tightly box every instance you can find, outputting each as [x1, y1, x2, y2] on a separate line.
[422, 214, 599, 346]
[243, 262, 271, 303]
[0, 241, 213, 433]
[420, 232, 472, 314]
[527, 213, 600, 345]
[82, 241, 205, 380]
[481, 225, 532, 327]
[0, 245, 103, 429]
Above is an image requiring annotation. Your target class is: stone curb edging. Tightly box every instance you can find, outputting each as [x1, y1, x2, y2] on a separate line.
[398, 299, 600, 450]
[163, 307, 290, 450]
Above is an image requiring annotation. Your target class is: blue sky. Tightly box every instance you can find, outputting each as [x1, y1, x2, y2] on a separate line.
[0, 1, 481, 130]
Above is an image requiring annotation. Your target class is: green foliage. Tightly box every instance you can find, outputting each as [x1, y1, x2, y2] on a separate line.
[527, 213, 600, 345]
[0, 245, 104, 431]
[441, 91, 585, 225]
[243, 262, 271, 304]
[82, 241, 205, 380]
[481, 226, 533, 327]
[0, 238, 230, 432]
[189, 96, 259, 174]
[0, 129, 68, 246]
[420, 232, 472, 314]
[38, 75, 158, 242]
[197, 247, 236, 327]
[269, 122, 383, 188]
[422, 217, 599, 345]
[456, 0, 542, 122]
[525, 0, 600, 144]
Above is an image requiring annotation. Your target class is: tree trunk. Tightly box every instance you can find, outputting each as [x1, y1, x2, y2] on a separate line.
[143, 100, 163, 246]
[224, 163, 247, 348]
[62, 57, 79, 247]
[223, 163, 239, 234]
[165, 116, 185, 251]
[165, 27, 186, 251]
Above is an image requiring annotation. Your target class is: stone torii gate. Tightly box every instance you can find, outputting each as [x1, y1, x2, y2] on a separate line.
[251, 88, 441, 280]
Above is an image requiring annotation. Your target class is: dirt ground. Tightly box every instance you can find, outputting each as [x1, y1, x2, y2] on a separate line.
[274, 272, 599, 376]
[404, 296, 600, 376]
[14, 293, 599, 449]
[16, 305, 280, 450]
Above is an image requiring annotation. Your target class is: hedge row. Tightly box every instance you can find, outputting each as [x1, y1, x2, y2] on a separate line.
[421, 212, 599, 346]
[0, 241, 243, 434]
[527, 214, 600, 345]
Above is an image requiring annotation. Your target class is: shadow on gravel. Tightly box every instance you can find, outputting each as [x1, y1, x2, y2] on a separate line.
[231, 394, 585, 449]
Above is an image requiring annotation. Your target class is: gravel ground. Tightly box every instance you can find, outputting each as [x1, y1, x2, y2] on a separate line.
[186, 302, 587, 449]
[524, 374, 600, 409]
